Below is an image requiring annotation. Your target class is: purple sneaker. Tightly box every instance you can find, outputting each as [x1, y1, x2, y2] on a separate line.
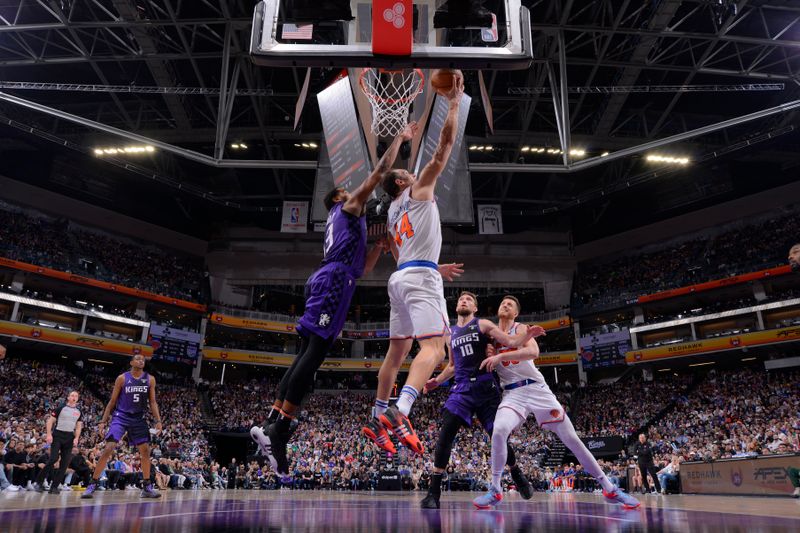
[141, 484, 161, 499]
[81, 483, 98, 499]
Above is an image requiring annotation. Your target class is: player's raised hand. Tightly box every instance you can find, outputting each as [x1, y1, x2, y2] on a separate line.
[446, 71, 464, 102]
[438, 263, 464, 282]
[480, 354, 503, 372]
[424, 378, 440, 394]
[401, 121, 419, 141]
[525, 325, 547, 340]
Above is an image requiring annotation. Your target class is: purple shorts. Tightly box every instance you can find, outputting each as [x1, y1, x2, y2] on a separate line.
[106, 413, 150, 446]
[297, 262, 357, 340]
[443, 378, 502, 432]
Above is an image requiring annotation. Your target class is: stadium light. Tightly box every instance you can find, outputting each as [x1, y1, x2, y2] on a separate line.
[601, 151, 609, 157]
[94, 145, 155, 156]
[646, 154, 690, 165]
[569, 149, 586, 157]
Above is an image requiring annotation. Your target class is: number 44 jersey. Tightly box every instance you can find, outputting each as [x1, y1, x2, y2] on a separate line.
[387, 187, 442, 265]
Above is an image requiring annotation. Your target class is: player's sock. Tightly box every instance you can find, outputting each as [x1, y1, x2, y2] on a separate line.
[491, 471, 502, 493]
[372, 398, 389, 419]
[267, 403, 281, 424]
[396, 385, 419, 416]
[275, 410, 295, 434]
[430, 472, 443, 496]
[552, 415, 615, 493]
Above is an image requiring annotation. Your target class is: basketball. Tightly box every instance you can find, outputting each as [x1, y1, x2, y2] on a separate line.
[430, 69, 461, 95]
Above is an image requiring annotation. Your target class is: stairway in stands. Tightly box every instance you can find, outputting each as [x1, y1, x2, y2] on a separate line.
[198, 386, 221, 430]
[543, 440, 568, 468]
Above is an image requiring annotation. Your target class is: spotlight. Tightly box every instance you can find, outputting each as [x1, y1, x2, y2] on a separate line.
[521, 146, 530, 152]
[601, 151, 609, 157]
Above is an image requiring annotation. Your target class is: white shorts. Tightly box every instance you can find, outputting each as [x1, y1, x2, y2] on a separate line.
[498, 382, 566, 427]
[388, 267, 449, 340]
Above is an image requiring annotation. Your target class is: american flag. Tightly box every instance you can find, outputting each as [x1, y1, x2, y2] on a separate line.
[281, 23, 313, 40]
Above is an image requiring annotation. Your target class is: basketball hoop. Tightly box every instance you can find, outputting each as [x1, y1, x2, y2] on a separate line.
[359, 68, 424, 138]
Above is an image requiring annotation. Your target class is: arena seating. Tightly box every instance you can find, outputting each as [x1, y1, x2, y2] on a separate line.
[3, 355, 799, 493]
[0, 207, 204, 301]
[574, 209, 800, 311]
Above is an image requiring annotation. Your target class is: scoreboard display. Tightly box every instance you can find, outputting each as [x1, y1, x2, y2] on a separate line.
[579, 329, 631, 369]
[148, 323, 201, 364]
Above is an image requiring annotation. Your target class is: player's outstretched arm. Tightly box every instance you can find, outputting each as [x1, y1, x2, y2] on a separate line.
[425, 344, 455, 393]
[343, 122, 419, 216]
[148, 375, 163, 433]
[363, 236, 390, 275]
[414, 73, 464, 201]
[480, 338, 541, 371]
[480, 320, 545, 348]
[437, 262, 464, 281]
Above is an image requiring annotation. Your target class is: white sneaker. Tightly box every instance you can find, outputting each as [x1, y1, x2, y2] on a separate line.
[25, 482, 35, 491]
[3, 485, 21, 492]
[60, 484, 72, 492]
[793, 487, 800, 498]
[43, 482, 51, 490]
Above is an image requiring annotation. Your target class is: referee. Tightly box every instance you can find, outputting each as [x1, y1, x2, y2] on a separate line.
[34, 390, 83, 494]
[633, 433, 661, 494]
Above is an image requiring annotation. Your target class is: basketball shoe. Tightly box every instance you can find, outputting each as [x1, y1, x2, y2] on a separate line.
[141, 484, 161, 499]
[473, 486, 503, 509]
[361, 418, 397, 454]
[379, 406, 424, 455]
[266, 424, 290, 477]
[81, 483, 97, 499]
[510, 465, 534, 500]
[603, 488, 641, 510]
[420, 491, 440, 509]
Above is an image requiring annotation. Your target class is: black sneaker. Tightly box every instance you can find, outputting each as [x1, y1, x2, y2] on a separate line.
[510, 466, 534, 500]
[267, 423, 290, 477]
[421, 491, 440, 509]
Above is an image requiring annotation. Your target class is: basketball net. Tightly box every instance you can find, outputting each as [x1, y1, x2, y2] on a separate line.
[359, 68, 424, 138]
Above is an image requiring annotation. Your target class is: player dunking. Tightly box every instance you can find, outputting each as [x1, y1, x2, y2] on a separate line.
[472, 296, 641, 510]
[362, 71, 465, 455]
[82, 354, 162, 499]
[250, 123, 419, 477]
[419, 291, 542, 509]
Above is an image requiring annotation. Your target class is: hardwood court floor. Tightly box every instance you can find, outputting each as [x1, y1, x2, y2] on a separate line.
[1, 488, 798, 532]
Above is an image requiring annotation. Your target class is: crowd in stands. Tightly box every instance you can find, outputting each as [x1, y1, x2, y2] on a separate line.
[645, 368, 800, 462]
[574, 208, 800, 311]
[572, 375, 694, 439]
[3, 354, 799, 496]
[0, 206, 204, 301]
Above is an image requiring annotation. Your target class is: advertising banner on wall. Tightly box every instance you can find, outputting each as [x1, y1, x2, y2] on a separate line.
[681, 456, 797, 496]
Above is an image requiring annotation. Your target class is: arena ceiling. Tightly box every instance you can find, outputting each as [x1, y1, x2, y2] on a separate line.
[0, 0, 797, 241]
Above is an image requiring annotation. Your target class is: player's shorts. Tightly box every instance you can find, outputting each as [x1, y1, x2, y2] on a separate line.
[297, 262, 358, 340]
[106, 412, 150, 446]
[498, 381, 566, 427]
[443, 377, 502, 432]
[388, 265, 449, 340]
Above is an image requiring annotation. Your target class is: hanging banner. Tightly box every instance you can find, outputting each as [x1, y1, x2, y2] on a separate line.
[202, 347, 445, 372]
[0, 320, 152, 357]
[626, 324, 800, 364]
[477, 204, 503, 234]
[0, 256, 205, 312]
[580, 436, 624, 457]
[281, 201, 308, 233]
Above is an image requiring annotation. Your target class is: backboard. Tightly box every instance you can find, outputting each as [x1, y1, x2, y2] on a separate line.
[250, 0, 533, 70]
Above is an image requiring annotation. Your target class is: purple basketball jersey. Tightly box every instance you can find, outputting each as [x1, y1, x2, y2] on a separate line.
[449, 318, 491, 384]
[115, 371, 150, 417]
[320, 203, 367, 278]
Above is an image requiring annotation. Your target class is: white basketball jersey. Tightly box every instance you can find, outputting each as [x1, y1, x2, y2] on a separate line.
[387, 187, 442, 265]
[493, 322, 547, 387]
